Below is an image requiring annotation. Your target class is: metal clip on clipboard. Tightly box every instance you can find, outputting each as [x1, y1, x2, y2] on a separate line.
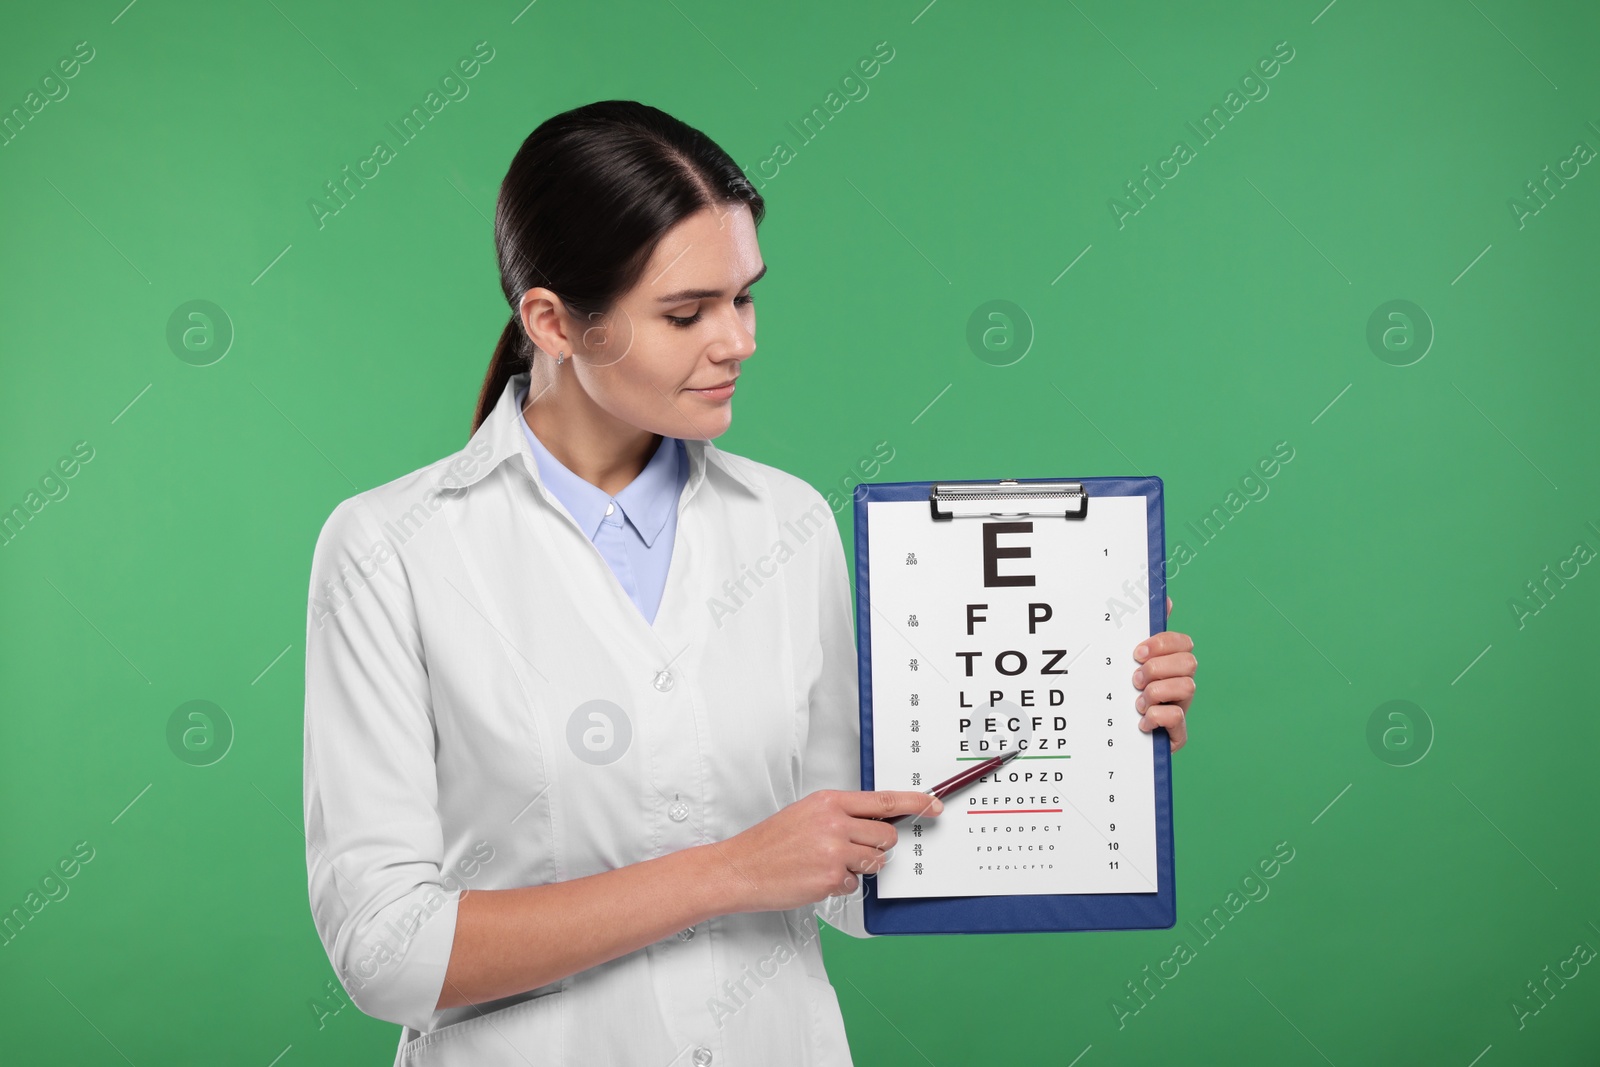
[928, 479, 1090, 521]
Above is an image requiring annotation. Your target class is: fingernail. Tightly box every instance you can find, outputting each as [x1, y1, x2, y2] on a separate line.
[931, 798, 943, 813]
[1135, 644, 1148, 660]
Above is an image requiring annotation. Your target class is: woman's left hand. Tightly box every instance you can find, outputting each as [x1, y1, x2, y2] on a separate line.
[1132, 596, 1196, 752]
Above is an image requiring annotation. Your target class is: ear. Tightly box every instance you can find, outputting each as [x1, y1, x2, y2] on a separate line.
[518, 287, 575, 358]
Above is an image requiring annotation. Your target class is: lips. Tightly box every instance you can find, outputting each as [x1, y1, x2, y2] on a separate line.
[686, 378, 738, 400]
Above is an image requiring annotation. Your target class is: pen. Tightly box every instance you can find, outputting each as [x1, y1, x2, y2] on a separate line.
[883, 747, 1025, 826]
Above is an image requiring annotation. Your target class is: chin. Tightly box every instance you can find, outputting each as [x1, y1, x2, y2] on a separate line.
[688, 412, 733, 441]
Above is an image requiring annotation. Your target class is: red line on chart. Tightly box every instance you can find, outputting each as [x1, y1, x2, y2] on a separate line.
[968, 808, 1063, 814]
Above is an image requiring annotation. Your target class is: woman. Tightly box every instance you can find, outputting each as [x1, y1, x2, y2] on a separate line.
[303, 99, 1198, 1066]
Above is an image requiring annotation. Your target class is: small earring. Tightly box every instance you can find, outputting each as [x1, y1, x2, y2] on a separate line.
[556, 350, 565, 365]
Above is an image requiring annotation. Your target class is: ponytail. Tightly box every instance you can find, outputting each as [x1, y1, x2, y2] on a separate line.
[472, 314, 527, 435]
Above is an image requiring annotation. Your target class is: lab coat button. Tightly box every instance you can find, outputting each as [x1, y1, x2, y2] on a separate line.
[668, 799, 690, 822]
[652, 669, 674, 692]
[693, 1047, 712, 1065]
[677, 925, 696, 941]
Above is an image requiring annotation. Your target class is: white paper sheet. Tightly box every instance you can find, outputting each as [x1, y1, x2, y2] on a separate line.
[865, 495, 1160, 898]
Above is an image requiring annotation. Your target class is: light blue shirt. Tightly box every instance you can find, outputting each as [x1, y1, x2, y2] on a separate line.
[515, 383, 688, 624]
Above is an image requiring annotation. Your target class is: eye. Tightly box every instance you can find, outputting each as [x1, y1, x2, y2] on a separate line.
[667, 293, 755, 328]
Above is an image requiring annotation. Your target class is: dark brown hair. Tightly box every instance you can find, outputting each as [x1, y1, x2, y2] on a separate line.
[472, 100, 765, 434]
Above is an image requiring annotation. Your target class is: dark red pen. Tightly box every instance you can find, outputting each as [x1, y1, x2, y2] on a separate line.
[883, 747, 1025, 826]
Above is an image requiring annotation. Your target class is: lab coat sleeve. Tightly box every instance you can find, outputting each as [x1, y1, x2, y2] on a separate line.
[303, 496, 461, 1032]
[802, 500, 877, 939]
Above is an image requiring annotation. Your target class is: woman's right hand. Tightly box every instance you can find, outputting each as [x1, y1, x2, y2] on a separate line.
[709, 790, 944, 914]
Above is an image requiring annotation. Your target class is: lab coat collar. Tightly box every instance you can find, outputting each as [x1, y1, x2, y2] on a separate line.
[452, 370, 761, 503]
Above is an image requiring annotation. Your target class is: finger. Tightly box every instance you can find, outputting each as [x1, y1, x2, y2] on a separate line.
[845, 818, 900, 851]
[1132, 649, 1198, 689]
[1137, 704, 1187, 751]
[1133, 630, 1194, 662]
[848, 843, 891, 876]
[1135, 676, 1195, 714]
[839, 790, 944, 821]
[1166, 596, 1173, 618]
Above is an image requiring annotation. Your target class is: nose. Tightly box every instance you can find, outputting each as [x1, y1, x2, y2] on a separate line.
[715, 303, 756, 363]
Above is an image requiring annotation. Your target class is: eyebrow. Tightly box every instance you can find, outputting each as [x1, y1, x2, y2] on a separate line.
[656, 263, 768, 304]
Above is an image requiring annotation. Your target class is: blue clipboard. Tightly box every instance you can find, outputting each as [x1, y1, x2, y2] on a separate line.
[853, 476, 1176, 934]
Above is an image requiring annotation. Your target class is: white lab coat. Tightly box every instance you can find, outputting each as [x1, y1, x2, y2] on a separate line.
[303, 370, 873, 1066]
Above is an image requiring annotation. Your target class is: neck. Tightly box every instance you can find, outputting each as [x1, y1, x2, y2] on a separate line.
[523, 364, 660, 497]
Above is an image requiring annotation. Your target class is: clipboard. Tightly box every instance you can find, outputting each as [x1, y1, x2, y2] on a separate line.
[853, 476, 1175, 934]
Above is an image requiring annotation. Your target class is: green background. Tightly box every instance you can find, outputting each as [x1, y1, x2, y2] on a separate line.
[3, 0, 1597, 1063]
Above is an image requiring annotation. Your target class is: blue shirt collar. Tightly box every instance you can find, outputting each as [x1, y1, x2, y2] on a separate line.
[514, 382, 683, 546]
